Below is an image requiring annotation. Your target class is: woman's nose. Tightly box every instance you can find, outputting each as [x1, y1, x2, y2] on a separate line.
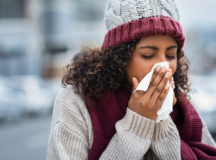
[157, 54, 166, 62]
[157, 59, 167, 64]
[156, 58, 170, 69]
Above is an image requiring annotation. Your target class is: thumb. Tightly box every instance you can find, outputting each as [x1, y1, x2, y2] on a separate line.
[131, 77, 139, 95]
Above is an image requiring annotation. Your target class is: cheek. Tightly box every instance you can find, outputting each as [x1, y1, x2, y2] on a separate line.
[126, 57, 152, 84]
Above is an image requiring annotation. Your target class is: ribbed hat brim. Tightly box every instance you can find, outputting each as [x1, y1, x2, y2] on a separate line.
[102, 16, 185, 50]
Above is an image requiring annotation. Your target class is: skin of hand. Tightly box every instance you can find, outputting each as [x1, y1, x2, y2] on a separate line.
[167, 69, 177, 106]
[129, 68, 171, 120]
[124, 35, 178, 120]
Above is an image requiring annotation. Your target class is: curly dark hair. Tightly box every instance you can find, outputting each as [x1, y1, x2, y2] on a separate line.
[62, 39, 192, 100]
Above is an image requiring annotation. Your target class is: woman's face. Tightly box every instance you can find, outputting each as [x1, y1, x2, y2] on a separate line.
[125, 35, 178, 93]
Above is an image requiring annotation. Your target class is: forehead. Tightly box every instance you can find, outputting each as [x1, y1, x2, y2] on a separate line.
[136, 35, 178, 47]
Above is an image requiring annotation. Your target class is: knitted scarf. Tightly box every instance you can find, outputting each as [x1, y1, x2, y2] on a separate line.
[85, 88, 216, 160]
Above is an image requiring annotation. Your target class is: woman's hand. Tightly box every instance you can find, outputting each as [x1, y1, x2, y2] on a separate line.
[128, 67, 171, 121]
[167, 69, 177, 106]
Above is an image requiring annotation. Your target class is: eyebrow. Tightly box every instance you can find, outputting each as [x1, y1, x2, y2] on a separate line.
[139, 45, 178, 50]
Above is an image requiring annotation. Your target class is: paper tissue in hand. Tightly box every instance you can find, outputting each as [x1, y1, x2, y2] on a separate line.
[133, 62, 175, 123]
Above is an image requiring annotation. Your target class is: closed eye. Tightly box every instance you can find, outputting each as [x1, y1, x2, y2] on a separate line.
[142, 55, 154, 59]
[166, 55, 176, 59]
[142, 54, 176, 59]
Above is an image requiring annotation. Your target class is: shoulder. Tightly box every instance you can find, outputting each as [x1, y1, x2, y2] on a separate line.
[53, 85, 89, 122]
[54, 85, 86, 109]
[51, 85, 93, 141]
[57, 84, 86, 104]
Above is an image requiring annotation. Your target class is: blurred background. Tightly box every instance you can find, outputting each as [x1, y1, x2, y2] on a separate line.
[0, 0, 215, 159]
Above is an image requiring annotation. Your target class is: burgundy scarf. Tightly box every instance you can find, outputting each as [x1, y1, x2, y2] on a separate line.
[85, 88, 216, 160]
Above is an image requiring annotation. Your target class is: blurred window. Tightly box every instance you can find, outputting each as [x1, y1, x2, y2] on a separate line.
[78, 4, 103, 21]
[75, 1, 104, 21]
[0, 0, 25, 19]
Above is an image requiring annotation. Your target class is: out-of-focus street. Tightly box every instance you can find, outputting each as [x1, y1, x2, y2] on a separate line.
[0, 115, 51, 160]
[0, 113, 215, 160]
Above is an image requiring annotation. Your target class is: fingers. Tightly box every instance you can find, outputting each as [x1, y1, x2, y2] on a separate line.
[168, 69, 172, 83]
[131, 77, 136, 97]
[145, 67, 167, 100]
[173, 92, 177, 106]
[132, 66, 162, 104]
[173, 90, 177, 106]
[167, 68, 175, 89]
[155, 83, 170, 109]
[131, 77, 143, 97]
[150, 71, 171, 104]
[150, 66, 161, 84]
[171, 81, 174, 88]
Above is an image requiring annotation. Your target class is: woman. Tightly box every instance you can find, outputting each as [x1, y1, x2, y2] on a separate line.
[47, 0, 216, 159]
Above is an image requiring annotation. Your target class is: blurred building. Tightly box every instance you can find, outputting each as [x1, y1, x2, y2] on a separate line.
[41, 0, 107, 78]
[185, 29, 216, 75]
[0, 0, 107, 78]
[0, 0, 42, 76]
[0, 0, 216, 78]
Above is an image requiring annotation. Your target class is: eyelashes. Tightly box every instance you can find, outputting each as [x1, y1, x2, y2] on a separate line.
[167, 55, 176, 59]
[141, 55, 176, 59]
[142, 55, 154, 59]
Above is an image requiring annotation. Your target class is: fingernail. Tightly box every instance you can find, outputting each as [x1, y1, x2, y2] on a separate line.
[165, 72, 169, 78]
[156, 66, 160, 72]
[162, 67, 166, 73]
[165, 84, 169, 90]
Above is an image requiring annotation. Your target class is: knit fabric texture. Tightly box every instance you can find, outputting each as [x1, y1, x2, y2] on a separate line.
[102, 0, 185, 49]
[46, 85, 216, 160]
[104, 0, 179, 30]
[85, 87, 216, 160]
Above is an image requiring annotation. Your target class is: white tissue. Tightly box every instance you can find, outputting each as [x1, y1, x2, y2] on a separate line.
[133, 62, 174, 123]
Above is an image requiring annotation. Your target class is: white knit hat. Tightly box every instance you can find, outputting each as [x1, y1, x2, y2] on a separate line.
[102, 0, 185, 50]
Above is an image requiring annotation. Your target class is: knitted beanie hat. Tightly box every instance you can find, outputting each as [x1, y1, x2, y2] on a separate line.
[101, 0, 185, 50]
